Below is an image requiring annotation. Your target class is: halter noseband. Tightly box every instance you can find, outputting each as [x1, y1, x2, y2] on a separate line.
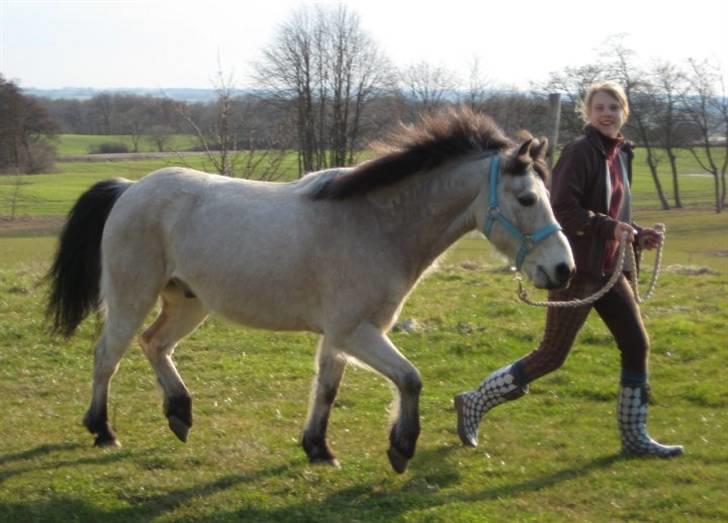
[483, 155, 562, 270]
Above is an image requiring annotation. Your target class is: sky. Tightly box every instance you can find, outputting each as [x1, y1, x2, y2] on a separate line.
[1, 0, 727, 91]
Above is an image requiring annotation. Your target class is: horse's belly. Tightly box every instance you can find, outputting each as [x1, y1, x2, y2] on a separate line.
[216, 304, 321, 333]
[189, 279, 322, 333]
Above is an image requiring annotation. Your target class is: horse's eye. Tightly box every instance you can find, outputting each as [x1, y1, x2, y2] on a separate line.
[517, 194, 536, 207]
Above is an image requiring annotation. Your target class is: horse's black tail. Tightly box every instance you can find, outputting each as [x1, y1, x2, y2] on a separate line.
[46, 178, 134, 338]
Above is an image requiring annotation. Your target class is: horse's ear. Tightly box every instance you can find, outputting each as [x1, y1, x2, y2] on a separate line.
[530, 137, 549, 160]
[517, 138, 533, 158]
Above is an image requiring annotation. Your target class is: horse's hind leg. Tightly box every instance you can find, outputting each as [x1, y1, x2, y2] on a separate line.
[84, 297, 157, 447]
[140, 283, 208, 443]
[302, 337, 347, 466]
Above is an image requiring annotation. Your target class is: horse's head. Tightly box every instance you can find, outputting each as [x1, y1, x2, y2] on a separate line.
[478, 138, 575, 289]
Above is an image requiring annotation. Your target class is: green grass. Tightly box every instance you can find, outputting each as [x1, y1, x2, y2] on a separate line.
[55, 134, 200, 156]
[629, 147, 725, 210]
[0, 232, 726, 521]
[0, 147, 726, 521]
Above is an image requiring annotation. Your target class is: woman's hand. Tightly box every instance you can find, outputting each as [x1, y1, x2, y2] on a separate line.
[614, 222, 637, 242]
[638, 228, 663, 250]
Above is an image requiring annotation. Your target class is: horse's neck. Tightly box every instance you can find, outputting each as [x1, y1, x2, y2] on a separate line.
[375, 159, 484, 278]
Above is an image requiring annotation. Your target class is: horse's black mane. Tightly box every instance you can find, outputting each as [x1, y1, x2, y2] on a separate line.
[311, 106, 522, 200]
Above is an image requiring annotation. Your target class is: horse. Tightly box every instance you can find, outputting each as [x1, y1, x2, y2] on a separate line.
[46, 107, 575, 474]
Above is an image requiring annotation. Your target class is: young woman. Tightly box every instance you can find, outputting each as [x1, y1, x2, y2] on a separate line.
[455, 81, 683, 458]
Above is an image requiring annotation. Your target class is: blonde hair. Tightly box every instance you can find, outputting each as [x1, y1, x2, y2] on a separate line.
[579, 81, 630, 122]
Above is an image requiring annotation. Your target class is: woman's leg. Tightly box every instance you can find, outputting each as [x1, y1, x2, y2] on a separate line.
[593, 275, 648, 382]
[455, 274, 598, 447]
[595, 275, 683, 457]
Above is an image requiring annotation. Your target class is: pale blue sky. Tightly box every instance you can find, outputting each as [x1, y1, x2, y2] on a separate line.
[1, 0, 726, 90]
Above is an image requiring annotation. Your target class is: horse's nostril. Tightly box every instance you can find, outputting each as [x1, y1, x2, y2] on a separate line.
[555, 262, 574, 283]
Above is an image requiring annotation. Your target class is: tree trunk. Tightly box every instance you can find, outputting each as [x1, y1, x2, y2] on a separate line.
[666, 148, 682, 208]
[646, 147, 670, 209]
[713, 172, 722, 213]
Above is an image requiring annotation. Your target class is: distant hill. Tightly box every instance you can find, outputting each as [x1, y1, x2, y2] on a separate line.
[22, 87, 248, 102]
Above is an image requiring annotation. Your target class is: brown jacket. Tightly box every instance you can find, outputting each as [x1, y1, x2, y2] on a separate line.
[551, 125, 639, 277]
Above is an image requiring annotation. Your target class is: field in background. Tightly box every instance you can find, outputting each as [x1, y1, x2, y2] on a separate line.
[0, 145, 726, 521]
[55, 134, 200, 156]
[2, 144, 726, 271]
[0, 153, 301, 216]
[2, 142, 725, 215]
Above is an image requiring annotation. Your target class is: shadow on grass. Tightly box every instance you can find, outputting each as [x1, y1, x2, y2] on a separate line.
[0, 442, 138, 485]
[220, 451, 626, 521]
[0, 444, 624, 522]
[0, 442, 82, 466]
[0, 462, 294, 523]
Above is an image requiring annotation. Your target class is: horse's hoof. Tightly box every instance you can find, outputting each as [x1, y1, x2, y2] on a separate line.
[387, 446, 409, 474]
[310, 456, 341, 468]
[94, 435, 121, 448]
[302, 433, 340, 467]
[168, 415, 191, 442]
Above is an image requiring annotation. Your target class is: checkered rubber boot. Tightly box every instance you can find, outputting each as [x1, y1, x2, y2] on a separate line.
[618, 385, 684, 458]
[454, 365, 527, 447]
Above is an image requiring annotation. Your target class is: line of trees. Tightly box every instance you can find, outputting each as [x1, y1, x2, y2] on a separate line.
[2, 7, 726, 211]
[546, 37, 727, 212]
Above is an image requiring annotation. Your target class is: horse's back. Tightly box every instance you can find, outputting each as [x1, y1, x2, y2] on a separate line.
[103, 168, 330, 331]
[102, 167, 407, 334]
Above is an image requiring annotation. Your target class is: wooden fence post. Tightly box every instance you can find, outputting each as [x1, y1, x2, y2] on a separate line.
[547, 93, 561, 168]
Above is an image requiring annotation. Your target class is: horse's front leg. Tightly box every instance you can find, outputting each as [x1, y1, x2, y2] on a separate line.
[302, 337, 347, 467]
[343, 323, 422, 474]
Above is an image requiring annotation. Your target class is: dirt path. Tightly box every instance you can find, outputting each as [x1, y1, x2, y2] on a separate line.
[0, 216, 64, 237]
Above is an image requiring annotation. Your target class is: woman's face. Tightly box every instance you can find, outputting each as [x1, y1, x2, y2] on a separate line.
[587, 91, 626, 138]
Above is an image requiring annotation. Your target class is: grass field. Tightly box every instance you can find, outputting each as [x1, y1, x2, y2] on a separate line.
[0, 148, 727, 521]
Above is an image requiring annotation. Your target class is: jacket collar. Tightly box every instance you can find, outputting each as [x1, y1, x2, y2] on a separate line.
[584, 125, 633, 159]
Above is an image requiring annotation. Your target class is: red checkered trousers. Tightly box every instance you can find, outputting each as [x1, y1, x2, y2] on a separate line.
[517, 272, 649, 383]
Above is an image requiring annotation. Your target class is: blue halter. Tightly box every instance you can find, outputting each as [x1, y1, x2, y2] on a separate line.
[483, 155, 563, 270]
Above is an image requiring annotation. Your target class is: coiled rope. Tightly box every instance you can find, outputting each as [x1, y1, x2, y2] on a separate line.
[517, 223, 665, 307]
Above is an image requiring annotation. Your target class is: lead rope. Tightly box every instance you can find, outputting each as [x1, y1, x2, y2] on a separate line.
[516, 223, 665, 308]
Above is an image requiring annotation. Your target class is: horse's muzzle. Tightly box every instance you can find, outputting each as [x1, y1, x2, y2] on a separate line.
[554, 262, 576, 288]
[538, 262, 575, 289]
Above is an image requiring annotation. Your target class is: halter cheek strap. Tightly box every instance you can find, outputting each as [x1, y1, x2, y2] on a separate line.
[482, 155, 563, 270]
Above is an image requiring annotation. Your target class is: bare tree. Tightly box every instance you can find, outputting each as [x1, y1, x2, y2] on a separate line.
[255, 4, 393, 176]
[0, 74, 57, 174]
[462, 56, 490, 111]
[149, 124, 173, 152]
[176, 67, 238, 176]
[650, 61, 691, 207]
[603, 38, 670, 209]
[41, 98, 85, 133]
[681, 58, 727, 213]
[325, 6, 394, 166]
[123, 106, 150, 153]
[174, 69, 289, 181]
[713, 70, 728, 209]
[400, 61, 458, 116]
[259, 7, 322, 174]
[88, 93, 115, 134]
